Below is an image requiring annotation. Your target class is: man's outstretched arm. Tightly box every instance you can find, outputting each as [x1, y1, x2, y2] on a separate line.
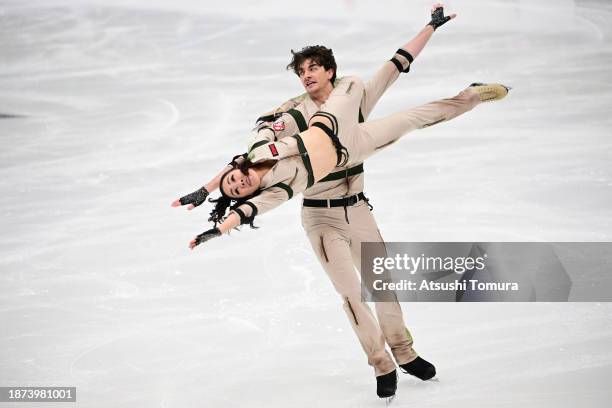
[403, 3, 456, 60]
[361, 3, 456, 119]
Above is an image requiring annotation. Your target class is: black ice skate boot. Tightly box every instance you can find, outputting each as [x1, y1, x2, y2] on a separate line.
[399, 356, 436, 381]
[376, 369, 397, 400]
[469, 82, 511, 102]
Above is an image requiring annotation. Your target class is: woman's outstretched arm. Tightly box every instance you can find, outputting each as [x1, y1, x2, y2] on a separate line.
[170, 165, 228, 210]
[188, 212, 240, 250]
[188, 186, 291, 250]
[171, 154, 246, 210]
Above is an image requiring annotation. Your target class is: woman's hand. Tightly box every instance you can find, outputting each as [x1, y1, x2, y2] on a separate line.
[189, 227, 222, 250]
[171, 186, 209, 210]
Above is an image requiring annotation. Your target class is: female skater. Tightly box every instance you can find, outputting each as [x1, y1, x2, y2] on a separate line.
[181, 80, 509, 248]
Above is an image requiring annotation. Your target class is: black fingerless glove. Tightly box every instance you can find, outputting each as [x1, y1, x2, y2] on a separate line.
[179, 187, 209, 207]
[194, 227, 222, 246]
[428, 6, 451, 30]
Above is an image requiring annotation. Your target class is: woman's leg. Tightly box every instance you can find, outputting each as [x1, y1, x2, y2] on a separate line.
[350, 88, 480, 163]
[349, 84, 508, 163]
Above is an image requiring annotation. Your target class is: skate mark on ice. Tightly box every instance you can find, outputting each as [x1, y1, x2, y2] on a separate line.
[0, 113, 26, 119]
[195, 21, 247, 44]
[68, 333, 139, 379]
[177, 20, 247, 48]
[156, 98, 180, 134]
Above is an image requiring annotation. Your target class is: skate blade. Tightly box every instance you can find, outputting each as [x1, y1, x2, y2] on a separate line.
[428, 376, 440, 382]
[385, 395, 396, 405]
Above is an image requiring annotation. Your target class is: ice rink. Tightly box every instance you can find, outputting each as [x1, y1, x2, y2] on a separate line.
[1, 0, 611, 406]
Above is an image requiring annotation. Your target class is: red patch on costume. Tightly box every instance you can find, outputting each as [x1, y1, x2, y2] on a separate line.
[269, 144, 279, 157]
[272, 119, 285, 131]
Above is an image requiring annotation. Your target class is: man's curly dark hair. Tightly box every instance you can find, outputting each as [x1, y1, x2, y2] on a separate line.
[287, 45, 337, 83]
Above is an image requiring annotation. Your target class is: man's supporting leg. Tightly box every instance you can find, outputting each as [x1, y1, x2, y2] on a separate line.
[348, 201, 437, 381]
[302, 208, 396, 377]
[347, 201, 418, 366]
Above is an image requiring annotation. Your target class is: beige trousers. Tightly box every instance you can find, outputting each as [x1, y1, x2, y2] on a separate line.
[299, 63, 419, 378]
[301, 200, 417, 376]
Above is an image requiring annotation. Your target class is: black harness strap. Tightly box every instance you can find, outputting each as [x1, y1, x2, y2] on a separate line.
[319, 163, 364, 183]
[310, 111, 339, 133]
[310, 122, 348, 167]
[310, 111, 348, 166]
[271, 182, 293, 200]
[292, 134, 315, 188]
[248, 139, 269, 153]
[287, 109, 308, 132]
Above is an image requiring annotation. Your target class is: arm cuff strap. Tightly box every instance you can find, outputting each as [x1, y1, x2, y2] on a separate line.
[396, 48, 414, 63]
[233, 208, 247, 224]
[234, 201, 258, 225]
[389, 57, 404, 73]
[390, 48, 414, 73]
[241, 201, 258, 224]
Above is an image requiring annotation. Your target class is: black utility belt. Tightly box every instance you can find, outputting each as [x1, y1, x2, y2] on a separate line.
[303, 192, 366, 208]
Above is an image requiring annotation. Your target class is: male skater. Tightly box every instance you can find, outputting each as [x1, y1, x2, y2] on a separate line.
[175, 4, 457, 400]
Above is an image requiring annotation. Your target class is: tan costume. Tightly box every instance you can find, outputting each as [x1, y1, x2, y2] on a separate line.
[233, 51, 481, 376]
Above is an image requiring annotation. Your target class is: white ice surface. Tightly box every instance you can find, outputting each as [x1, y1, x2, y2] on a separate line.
[1, 0, 611, 407]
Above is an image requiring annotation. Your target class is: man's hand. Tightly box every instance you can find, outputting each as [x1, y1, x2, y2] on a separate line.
[171, 186, 209, 210]
[428, 3, 456, 31]
[189, 227, 222, 250]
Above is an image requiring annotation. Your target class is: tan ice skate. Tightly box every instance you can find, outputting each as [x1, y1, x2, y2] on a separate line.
[469, 82, 511, 102]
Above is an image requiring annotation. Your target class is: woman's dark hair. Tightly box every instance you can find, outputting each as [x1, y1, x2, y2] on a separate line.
[208, 159, 260, 229]
[287, 45, 337, 83]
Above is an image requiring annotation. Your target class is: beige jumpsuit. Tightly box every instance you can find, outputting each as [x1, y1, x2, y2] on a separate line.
[236, 50, 481, 376]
